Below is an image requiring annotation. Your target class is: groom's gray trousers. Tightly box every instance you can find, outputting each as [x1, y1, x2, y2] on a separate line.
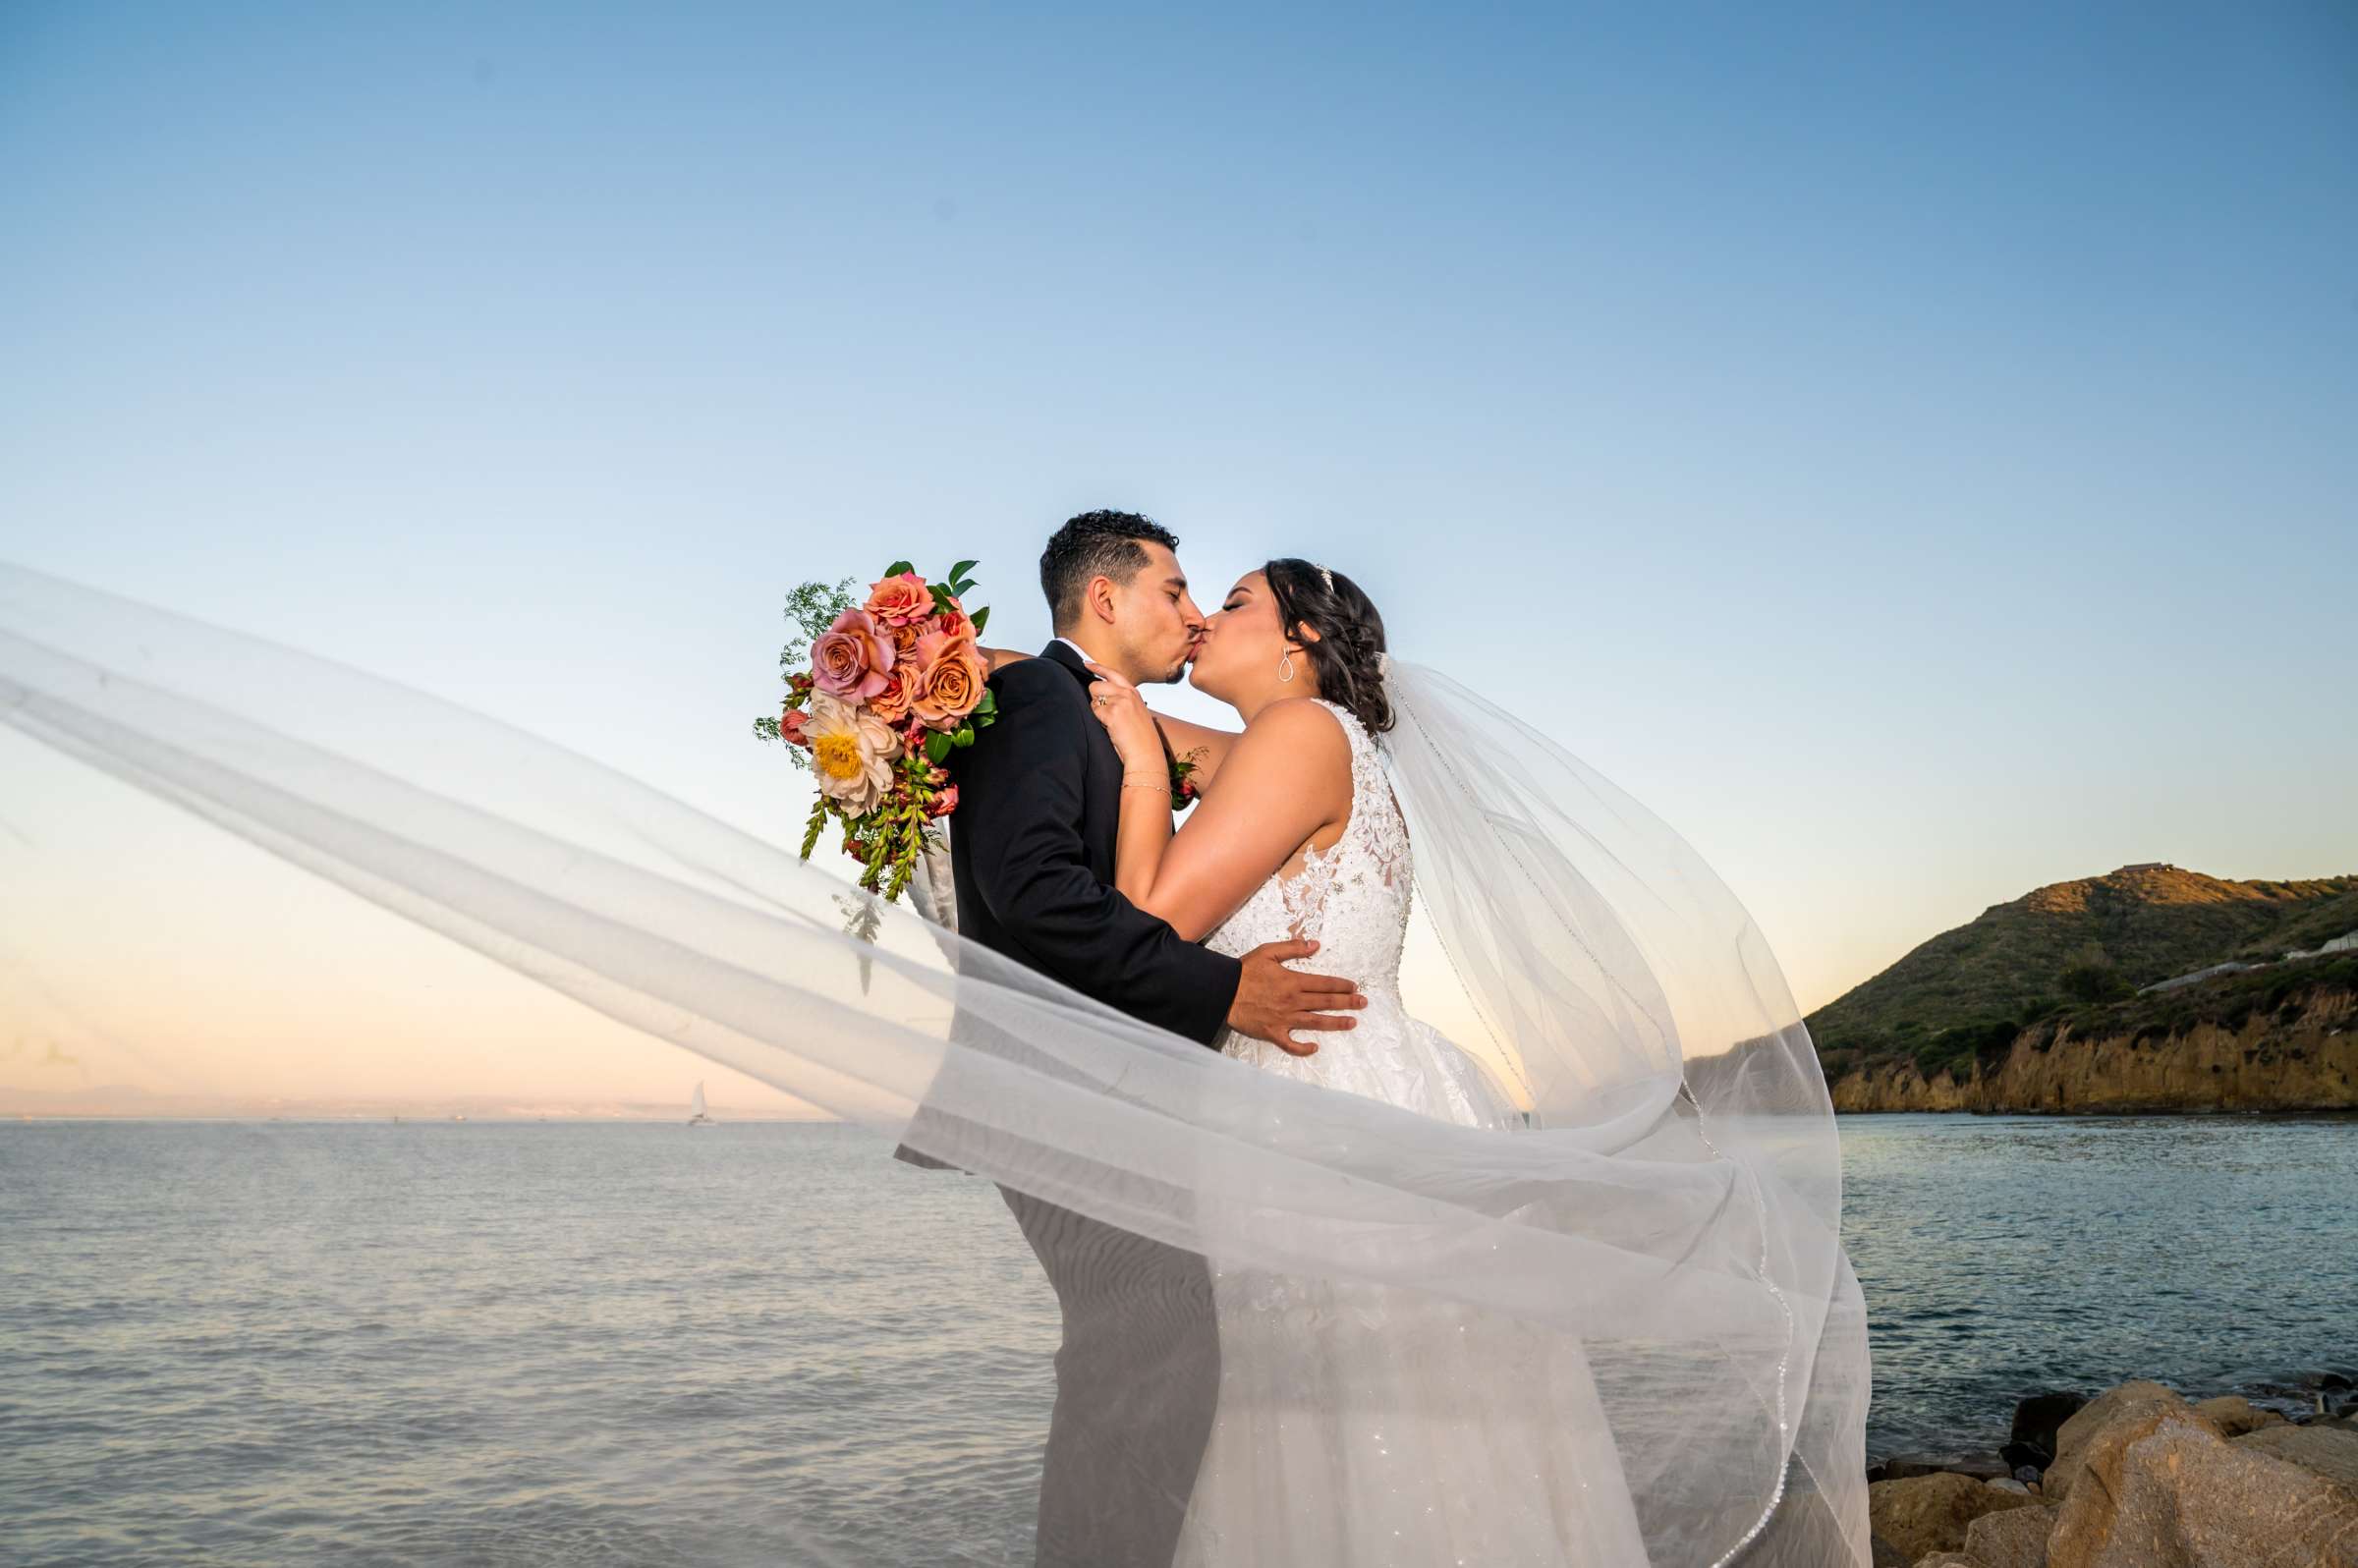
[998, 1188, 1221, 1568]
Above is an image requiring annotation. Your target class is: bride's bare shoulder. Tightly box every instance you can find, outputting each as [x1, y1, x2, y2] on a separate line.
[1186, 698, 1353, 829]
[1235, 698, 1352, 771]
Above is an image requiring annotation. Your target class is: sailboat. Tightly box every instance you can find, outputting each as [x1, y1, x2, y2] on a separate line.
[687, 1081, 712, 1127]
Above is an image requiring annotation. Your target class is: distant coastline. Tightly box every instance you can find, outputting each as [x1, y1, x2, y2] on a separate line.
[0, 1087, 828, 1123]
[1827, 976, 2356, 1114]
[1811, 866, 2357, 1114]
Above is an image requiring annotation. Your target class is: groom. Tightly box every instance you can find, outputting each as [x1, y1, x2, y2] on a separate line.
[944, 509, 1366, 1567]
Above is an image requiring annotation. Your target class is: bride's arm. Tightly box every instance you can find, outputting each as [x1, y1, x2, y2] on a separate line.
[1090, 673, 1351, 942]
[1144, 711, 1242, 795]
[981, 646, 1242, 791]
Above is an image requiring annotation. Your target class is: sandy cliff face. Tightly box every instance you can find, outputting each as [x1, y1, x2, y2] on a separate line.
[1829, 987, 2358, 1113]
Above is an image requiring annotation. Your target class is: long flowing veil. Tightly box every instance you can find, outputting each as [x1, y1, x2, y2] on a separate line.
[0, 561, 1868, 1565]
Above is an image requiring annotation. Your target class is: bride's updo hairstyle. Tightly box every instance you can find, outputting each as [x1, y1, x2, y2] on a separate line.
[1263, 557, 1394, 734]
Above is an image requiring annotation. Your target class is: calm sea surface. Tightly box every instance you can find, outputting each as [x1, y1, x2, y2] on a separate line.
[3, 1115, 2352, 1566]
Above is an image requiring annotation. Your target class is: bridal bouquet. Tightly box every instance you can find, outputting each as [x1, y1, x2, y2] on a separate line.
[756, 559, 997, 902]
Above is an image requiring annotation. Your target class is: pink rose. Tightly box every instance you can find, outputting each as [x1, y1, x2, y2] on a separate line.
[780, 703, 812, 748]
[909, 628, 987, 729]
[926, 783, 960, 818]
[810, 608, 896, 701]
[863, 572, 934, 628]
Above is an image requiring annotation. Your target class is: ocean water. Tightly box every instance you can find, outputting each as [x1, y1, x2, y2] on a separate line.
[3, 1115, 2352, 1566]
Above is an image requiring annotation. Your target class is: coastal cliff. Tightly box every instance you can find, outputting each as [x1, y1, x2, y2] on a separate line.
[1808, 865, 2358, 1115]
[1828, 982, 2358, 1113]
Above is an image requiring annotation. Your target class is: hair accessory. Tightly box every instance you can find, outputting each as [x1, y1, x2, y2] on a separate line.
[1316, 564, 1335, 591]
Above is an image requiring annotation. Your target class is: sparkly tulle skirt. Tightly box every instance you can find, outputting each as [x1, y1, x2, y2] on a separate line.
[1173, 996, 1654, 1565]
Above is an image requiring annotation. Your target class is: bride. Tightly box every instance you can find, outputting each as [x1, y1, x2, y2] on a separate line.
[997, 558, 1656, 1562]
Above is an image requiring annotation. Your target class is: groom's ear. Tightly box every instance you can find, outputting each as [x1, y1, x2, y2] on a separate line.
[1083, 574, 1121, 627]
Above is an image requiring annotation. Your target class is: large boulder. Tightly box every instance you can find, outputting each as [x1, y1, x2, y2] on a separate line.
[2047, 1399, 2220, 1560]
[2046, 1413, 2358, 1567]
[1868, 1533, 1910, 1567]
[2232, 1423, 2358, 1488]
[1868, 1471, 2040, 1562]
[2048, 1381, 2194, 1500]
[2193, 1394, 2289, 1438]
[1962, 1498, 2056, 1568]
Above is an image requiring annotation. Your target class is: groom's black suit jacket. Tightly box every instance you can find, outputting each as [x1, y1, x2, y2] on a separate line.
[948, 640, 1240, 1043]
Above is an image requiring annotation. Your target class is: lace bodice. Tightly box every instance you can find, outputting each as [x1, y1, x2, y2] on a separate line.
[1202, 700, 1504, 1130]
[1204, 700, 1412, 996]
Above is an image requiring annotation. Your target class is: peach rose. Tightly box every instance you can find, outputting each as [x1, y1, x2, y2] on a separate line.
[910, 628, 986, 729]
[887, 619, 926, 659]
[863, 572, 934, 628]
[869, 659, 921, 726]
[780, 703, 812, 748]
[810, 607, 895, 701]
[803, 691, 902, 814]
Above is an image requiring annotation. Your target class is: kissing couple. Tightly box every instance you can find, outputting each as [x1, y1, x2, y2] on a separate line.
[925, 508, 1656, 1566]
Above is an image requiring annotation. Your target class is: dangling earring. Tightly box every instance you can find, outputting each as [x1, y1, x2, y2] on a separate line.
[1278, 650, 1296, 684]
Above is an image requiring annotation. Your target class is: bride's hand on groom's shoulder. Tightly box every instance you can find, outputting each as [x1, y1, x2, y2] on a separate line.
[1228, 938, 1367, 1057]
[1083, 661, 1162, 770]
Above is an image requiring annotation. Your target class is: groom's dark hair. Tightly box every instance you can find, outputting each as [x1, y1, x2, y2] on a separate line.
[1039, 510, 1182, 632]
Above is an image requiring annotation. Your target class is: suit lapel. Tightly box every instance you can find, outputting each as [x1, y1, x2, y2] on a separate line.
[1039, 641, 1122, 871]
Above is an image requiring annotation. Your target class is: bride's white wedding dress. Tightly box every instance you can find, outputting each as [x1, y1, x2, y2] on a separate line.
[1173, 700, 1654, 1566]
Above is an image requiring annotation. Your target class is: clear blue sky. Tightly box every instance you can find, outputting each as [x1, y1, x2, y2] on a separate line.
[2, 2, 2352, 1097]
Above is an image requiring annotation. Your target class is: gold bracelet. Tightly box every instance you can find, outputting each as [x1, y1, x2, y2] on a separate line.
[1122, 777, 1169, 792]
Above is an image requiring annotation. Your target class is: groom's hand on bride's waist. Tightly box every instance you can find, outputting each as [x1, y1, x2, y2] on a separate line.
[1227, 939, 1366, 1057]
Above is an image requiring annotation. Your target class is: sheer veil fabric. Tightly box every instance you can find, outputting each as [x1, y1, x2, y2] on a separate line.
[0, 563, 1869, 1565]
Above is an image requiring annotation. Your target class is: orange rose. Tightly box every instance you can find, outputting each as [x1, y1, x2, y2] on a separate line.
[863, 572, 934, 628]
[888, 619, 926, 659]
[910, 629, 986, 729]
[870, 659, 920, 726]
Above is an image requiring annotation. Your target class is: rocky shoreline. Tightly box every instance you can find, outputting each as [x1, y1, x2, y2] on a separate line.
[1867, 1372, 2358, 1565]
